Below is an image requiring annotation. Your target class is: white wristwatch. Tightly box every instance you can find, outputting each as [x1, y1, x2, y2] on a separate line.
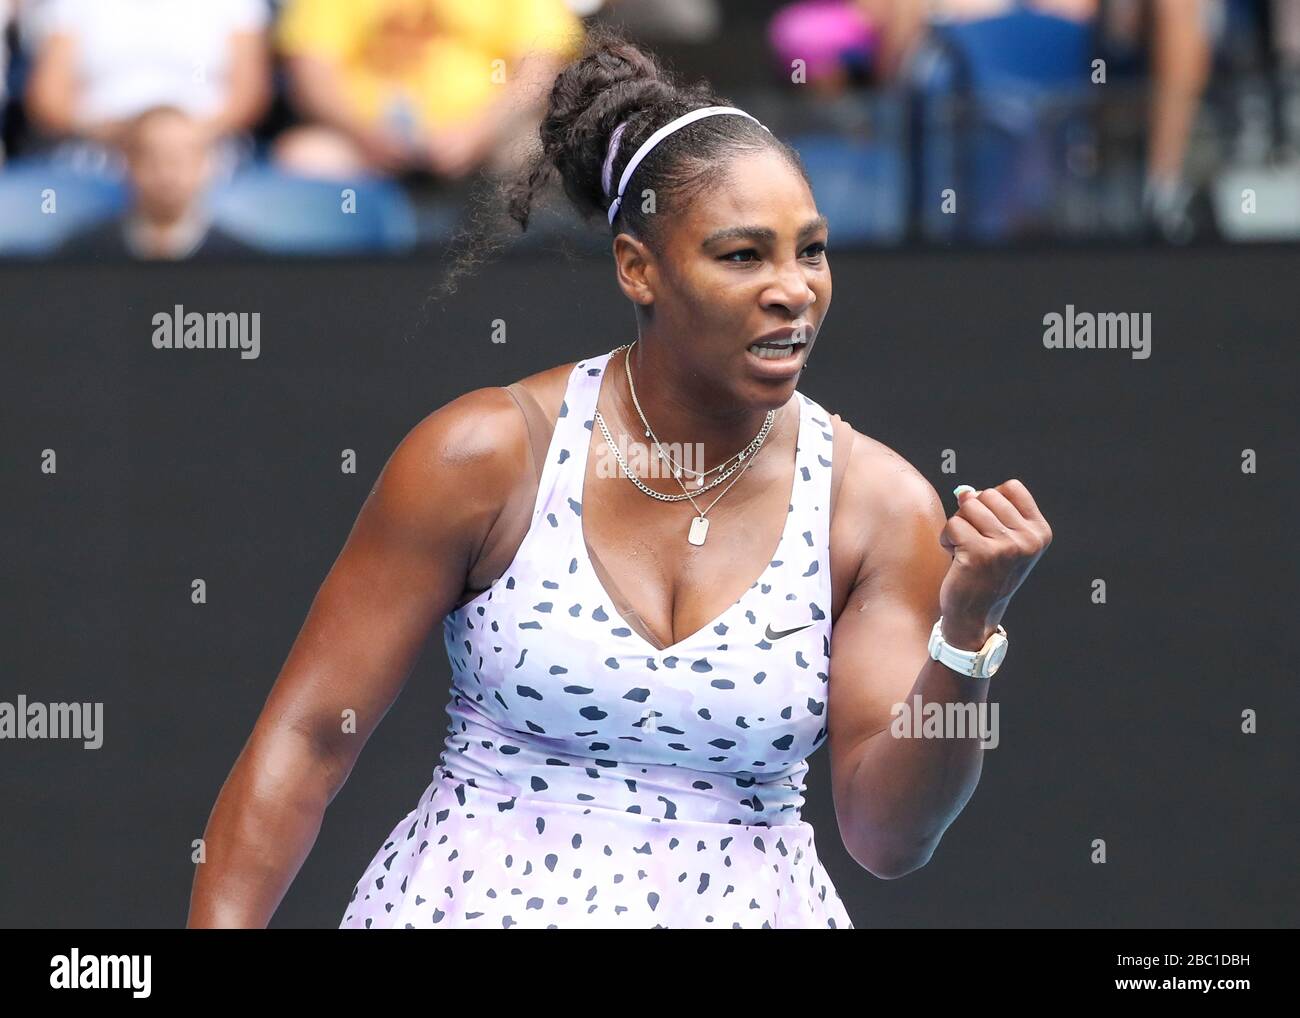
[928, 616, 1009, 679]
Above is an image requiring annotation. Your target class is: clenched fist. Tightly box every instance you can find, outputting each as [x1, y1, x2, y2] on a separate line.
[937, 479, 1052, 651]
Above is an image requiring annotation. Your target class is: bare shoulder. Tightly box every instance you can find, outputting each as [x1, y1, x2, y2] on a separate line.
[374, 385, 531, 548]
[849, 429, 944, 522]
[374, 360, 583, 549]
[827, 415, 947, 585]
[393, 353, 578, 485]
[392, 386, 524, 482]
[510, 358, 581, 421]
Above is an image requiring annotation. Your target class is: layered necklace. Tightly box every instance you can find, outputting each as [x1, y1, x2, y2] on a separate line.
[592, 342, 776, 546]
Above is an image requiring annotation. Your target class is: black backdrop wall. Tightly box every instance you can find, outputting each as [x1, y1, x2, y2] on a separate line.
[1, 245, 1295, 928]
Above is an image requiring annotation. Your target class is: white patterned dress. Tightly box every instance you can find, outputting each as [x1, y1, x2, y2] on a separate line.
[340, 349, 854, 928]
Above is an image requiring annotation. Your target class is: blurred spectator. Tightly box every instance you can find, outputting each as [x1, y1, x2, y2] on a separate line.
[1, 0, 12, 163]
[1096, 0, 1214, 230]
[58, 106, 256, 259]
[273, 0, 584, 180]
[595, 0, 722, 43]
[847, 0, 1211, 231]
[21, 0, 271, 149]
[1279, 0, 1300, 68]
[768, 0, 877, 98]
[854, 0, 1100, 78]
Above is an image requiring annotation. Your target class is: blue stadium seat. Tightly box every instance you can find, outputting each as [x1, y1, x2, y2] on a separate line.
[910, 9, 1093, 241]
[209, 165, 418, 254]
[788, 132, 906, 245]
[0, 159, 127, 255]
[929, 8, 1091, 90]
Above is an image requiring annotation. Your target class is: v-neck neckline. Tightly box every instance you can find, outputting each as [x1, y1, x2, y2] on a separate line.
[573, 351, 804, 658]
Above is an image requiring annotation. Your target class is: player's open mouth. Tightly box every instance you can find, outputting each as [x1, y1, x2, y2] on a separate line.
[747, 337, 807, 359]
[745, 332, 810, 364]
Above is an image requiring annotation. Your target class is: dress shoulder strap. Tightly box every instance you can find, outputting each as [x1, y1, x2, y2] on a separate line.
[829, 411, 854, 522]
[503, 381, 552, 484]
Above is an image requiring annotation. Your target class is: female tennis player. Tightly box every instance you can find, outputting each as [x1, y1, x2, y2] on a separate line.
[188, 27, 1051, 929]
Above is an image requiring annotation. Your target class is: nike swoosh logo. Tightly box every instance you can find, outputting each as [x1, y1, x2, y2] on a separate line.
[764, 623, 813, 641]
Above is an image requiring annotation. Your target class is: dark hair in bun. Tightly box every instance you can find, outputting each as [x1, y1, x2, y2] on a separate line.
[515, 24, 798, 242]
[430, 24, 803, 302]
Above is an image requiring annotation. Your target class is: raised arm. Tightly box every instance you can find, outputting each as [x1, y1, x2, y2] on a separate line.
[187, 387, 528, 927]
[827, 438, 1051, 879]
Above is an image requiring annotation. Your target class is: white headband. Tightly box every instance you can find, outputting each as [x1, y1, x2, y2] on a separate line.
[602, 105, 770, 225]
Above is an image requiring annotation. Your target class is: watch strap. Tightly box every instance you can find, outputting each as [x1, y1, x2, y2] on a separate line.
[929, 617, 1006, 678]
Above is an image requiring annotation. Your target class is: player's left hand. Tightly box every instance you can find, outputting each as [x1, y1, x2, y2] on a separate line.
[937, 480, 1052, 648]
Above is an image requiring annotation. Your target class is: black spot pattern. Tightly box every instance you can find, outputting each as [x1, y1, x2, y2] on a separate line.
[340, 350, 851, 929]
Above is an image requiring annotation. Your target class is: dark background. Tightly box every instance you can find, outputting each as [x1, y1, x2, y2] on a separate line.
[1, 243, 1296, 928]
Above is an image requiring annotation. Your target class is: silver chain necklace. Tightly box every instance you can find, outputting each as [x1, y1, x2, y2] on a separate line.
[592, 343, 776, 545]
[623, 341, 768, 488]
[593, 344, 766, 502]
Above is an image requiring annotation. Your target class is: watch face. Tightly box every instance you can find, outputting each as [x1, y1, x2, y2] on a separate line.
[986, 641, 1008, 675]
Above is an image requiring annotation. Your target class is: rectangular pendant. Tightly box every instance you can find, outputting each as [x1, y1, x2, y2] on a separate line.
[687, 516, 709, 546]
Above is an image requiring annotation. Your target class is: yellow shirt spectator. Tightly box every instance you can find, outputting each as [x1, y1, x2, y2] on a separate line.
[278, 0, 583, 131]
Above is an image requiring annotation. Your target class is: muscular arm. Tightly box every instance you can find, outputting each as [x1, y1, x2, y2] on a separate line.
[187, 387, 527, 927]
[828, 440, 997, 879]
